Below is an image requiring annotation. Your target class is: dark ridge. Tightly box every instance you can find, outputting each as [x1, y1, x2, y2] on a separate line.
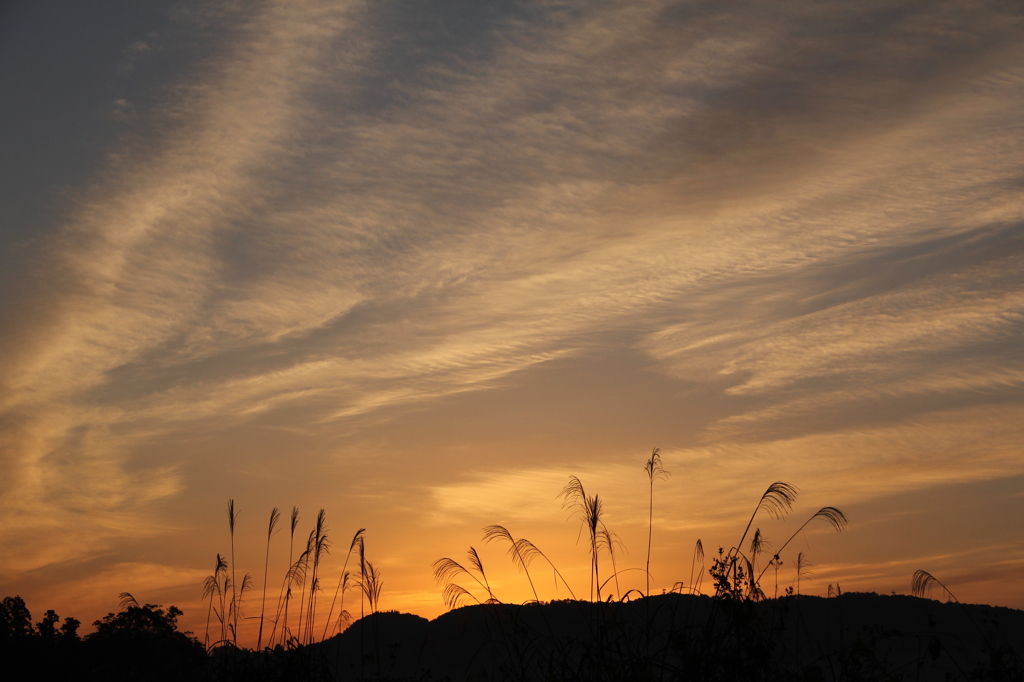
[215, 592, 1024, 681]
[4, 591, 1023, 679]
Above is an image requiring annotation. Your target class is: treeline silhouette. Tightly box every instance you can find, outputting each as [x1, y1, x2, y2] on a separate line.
[0, 593, 204, 681]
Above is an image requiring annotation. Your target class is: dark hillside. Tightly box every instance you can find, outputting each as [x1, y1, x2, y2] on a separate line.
[9, 591, 1019, 680]
[259, 593, 1024, 681]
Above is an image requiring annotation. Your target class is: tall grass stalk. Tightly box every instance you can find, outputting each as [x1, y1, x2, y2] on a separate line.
[274, 507, 299, 646]
[514, 535, 577, 600]
[688, 539, 704, 595]
[467, 547, 496, 602]
[559, 476, 606, 600]
[218, 563, 230, 643]
[359, 560, 383, 613]
[296, 529, 314, 643]
[257, 507, 281, 650]
[727, 482, 797, 598]
[334, 572, 354, 633]
[304, 509, 330, 644]
[323, 528, 365, 640]
[754, 506, 847, 586]
[228, 572, 253, 645]
[598, 528, 625, 598]
[643, 448, 669, 597]
[358, 533, 366, 623]
[911, 569, 959, 603]
[748, 528, 769, 599]
[202, 554, 228, 650]
[344, 532, 366, 635]
[433, 546, 501, 608]
[736, 482, 798, 553]
[226, 499, 238, 645]
[267, 575, 287, 647]
[483, 525, 541, 603]
[796, 552, 812, 596]
[279, 543, 310, 646]
[911, 569, 1001, 650]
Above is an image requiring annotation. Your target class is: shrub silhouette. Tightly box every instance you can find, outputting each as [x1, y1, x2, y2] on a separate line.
[85, 595, 206, 681]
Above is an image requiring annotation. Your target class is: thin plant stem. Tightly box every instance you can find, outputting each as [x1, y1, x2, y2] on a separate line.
[226, 499, 238, 646]
[257, 507, 281, 650]
[754, 507, 847, 586]
[277, 507, 299, 646]
[643, 448, 669, 597]
[323, 528, 365, 640]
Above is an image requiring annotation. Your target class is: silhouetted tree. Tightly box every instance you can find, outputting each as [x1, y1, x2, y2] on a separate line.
[0, 595, 34, 640]
[60, 615, 81, 642]
[86, 601, 206, 681]
[36, 608, 59, 640]
[0, 597, 83, 677]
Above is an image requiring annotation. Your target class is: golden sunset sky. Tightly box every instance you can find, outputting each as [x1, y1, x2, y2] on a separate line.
[1, 0, 1023, 646]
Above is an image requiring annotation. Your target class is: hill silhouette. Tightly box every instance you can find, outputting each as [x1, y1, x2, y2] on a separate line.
[208, 592, 1024, 681]
[4, 590, 1023, 680]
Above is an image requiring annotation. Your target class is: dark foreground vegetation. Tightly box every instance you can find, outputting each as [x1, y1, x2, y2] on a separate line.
[3, 591, 1022, 681]
[4, 460, 1020, 680]
[0, 593, 205, 681]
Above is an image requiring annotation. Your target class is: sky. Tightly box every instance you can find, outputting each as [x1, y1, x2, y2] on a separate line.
[1, 0, 1023, 646]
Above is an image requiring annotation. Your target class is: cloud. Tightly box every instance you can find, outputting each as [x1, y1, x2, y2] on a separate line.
[1, 0, 1023, 616]
[643, 231, 1024, 395]
[428, 401, 1024, 533]
[0, 0, 360, 570]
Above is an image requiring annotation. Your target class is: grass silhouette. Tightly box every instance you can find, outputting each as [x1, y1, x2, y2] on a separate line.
[559, 475, 611, 601]
[226, 499, 238, 646]
[256, 507, 280, 650]
[322, 528, 365, 640]
[644, 447, 670, 599]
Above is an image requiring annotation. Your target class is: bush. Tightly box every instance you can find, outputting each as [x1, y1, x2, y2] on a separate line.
[85, 600, 207, 681]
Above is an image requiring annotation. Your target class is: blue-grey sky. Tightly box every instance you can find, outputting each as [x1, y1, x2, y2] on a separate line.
[1, 0, 1023, 642]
